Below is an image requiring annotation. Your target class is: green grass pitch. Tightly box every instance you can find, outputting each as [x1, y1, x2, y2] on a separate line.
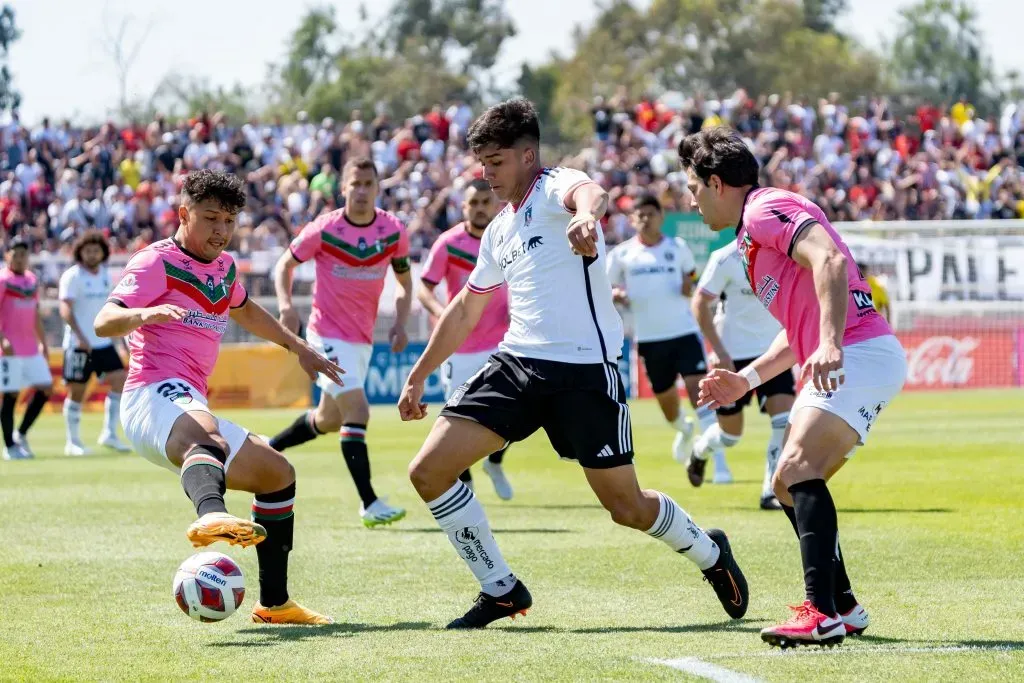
[2, 390, 1022, 681]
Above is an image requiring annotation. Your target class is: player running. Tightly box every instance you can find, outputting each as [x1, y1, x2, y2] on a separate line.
[690, 240, 795, 510]
[93, 169, 342, 625]
[269, 157, 413, 528]
[0, 237, 52, 461]
[399, 98, 748, 629]
[680, 127, 905, 648]
[606, 195, 729, 481]
[418, 178, 513, 500]
[59, 230, 132, 456]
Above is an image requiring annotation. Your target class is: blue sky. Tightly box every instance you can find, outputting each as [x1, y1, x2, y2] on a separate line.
[8, 0, 1024, 124]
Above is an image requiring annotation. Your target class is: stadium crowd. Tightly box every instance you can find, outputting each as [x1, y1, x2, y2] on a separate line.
[2, 89, 1024, 269]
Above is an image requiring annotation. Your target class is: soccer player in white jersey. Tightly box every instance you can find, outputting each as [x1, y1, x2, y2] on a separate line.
[605, 195, 729, 481]
[58, 230, 131, 456]
[398, 98, 748, 629]
[418, 179, 513, 499]
[690, 240, 796, 509]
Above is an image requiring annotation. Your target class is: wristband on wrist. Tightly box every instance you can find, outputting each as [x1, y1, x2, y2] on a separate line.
[738, 364, 762, 390]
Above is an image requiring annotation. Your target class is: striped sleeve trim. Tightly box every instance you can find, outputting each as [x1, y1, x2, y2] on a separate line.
[467, 282, 502, 295]
[787, 218, 818, 258]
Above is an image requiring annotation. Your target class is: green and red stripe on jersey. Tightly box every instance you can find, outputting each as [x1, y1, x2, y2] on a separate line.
[163, 261, 237, 314]
[320, 231, 401, 267]
[251, 498, 295, 521]
[738, 233, 761, 291]
[3, 282, 37, 299]
[446, 244, 477, 271]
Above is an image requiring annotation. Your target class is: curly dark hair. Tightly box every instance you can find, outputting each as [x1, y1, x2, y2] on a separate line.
[678, 127, 760, 188]
[180, 169, 247, 212]
[71, 229, 111, 264]
[467, 97, 541, 152]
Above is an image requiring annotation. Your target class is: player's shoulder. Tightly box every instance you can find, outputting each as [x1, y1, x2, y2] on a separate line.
[374, 207, 406, 233]
[436, 221, 466, 245]
[60, 263, 81, 283]
[126, 240, 170, 268]
[708, 239, 739, 263]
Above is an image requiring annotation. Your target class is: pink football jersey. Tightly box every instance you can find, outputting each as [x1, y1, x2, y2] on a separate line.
[0, 267, 41, 356]
[289, 208, 410, 344]
[109, 238, 248, 395]
[420, 222, 509, 353]
[736, 187, 892, 366]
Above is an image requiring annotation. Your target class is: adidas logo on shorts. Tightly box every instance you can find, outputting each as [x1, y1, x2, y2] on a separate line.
[596, 445, 614, 459]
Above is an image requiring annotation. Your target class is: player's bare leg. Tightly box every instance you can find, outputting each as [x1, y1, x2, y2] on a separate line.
[98, 368, 130, 452]
[63, 380, 92, 456]
[584, 463, 748, 618]
[653, 385, 694, 464]
[761, 407, 857, 648]
[409, 416, 530, 628]
[681, 374, 730, 484]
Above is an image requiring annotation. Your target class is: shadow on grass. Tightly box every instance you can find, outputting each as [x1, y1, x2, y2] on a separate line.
[497, 618, 768, 635]
[836, 508, 953, 514]
[373, 527, 573, 534]
[208, 621, 434, 647]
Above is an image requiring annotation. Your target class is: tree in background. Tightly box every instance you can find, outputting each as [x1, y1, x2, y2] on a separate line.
[888, 0, 995, 112]
[802, 0, 848, 34]
[0, 3, 20, 114]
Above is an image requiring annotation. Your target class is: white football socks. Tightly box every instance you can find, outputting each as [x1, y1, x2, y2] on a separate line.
[427, 481, 515, 596]
[64, 398, 82, 444]
[646, 491, 720, 570]
[103, 392, 122, 436]
[763, 412, 789, 497]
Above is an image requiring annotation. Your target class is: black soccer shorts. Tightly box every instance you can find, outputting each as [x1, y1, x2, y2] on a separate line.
[440, 352, 634, 469]
[637, 333, 708, 394]
[62, 345, 125, 384]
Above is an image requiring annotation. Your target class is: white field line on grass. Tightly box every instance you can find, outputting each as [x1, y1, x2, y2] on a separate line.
[647, 645, 1019, 680]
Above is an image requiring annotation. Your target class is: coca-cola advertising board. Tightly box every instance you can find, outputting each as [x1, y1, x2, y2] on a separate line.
[635, 331, 1020, 397]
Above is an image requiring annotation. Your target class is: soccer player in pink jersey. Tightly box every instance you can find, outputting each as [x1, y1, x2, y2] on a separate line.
[418, 178, 514, 499]
[93, 170, 343, 625]
[680, 128, 907, 648]
[0, 237, 53, 461]
[270, 157, 414, 528]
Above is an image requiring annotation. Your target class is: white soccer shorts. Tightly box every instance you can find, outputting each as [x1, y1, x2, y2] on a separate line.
[305, 331, 372, 398]
[442, 348, 498, 400]
[790, 334, 907, 457]
[120, 378, 249, 474]
[0, 354, 53, 393]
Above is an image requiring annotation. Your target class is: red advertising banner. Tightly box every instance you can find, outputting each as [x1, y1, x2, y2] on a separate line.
[635, 330, 1021, 397]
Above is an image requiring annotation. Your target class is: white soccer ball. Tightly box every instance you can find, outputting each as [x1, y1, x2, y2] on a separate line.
[172, 551, 245, 622]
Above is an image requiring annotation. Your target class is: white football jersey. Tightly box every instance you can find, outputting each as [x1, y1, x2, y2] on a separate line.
[59, 264, 115, 350]
[696, 241, 782, 360]
[605, 235, 699, 343]
[467, 167, 624, 364]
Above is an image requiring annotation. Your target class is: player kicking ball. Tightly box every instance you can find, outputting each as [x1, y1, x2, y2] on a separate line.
[690, 240, 796, 509]
[680, 128, 905, 647]
[269, 158, 412, 528]
[418, 178, 514, 500]
[94, 170, 342, 625]
[59, 230, 132, 456]
[399, 99, 747, 629]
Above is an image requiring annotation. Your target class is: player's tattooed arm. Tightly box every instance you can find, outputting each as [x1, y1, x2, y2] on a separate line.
[93, 301, 188, 337]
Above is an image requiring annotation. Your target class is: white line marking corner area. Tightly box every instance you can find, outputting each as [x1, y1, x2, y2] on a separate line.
[647, 646, 1017, 681]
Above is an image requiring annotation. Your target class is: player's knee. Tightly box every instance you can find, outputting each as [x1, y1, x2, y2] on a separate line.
[313, 410, 342, 433]
[407, 457, 434, 494]
[604, 498, 649, 530]
[775, 448, 819, 488]
[266, 456, 296, 491]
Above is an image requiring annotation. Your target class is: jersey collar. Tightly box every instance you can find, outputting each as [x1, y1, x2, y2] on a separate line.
[734, 185, 759, 241]
[172, 236, 215, 264]
[511, 168, 547, 212]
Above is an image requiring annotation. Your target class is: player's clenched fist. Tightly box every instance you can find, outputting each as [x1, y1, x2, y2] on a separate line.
[567, 212, 599, 257]
[697, 368, 749, 410]
[398, 380, 428, 421]
[140, 304, 189, 325]
[801, 342, 845, 392]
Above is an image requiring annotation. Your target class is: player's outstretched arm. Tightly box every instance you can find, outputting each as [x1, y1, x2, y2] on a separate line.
[565, 182, 609, 258]
[698, 329, 796, 410]
[274, 251, 302, 333]
[791, 223, 848, 392]
[94, 301, 188, 338]
[398, 287, 490, 420]
[229, 298, 345, 386]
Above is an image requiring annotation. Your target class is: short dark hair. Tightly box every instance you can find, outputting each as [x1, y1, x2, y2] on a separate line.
[467, 97, 540, 152]
[9, 236, 29, 251]
[72, 229, 111, 264]
[180, 169, 246, 212]
[678, 127, 760, 188]
[467, 178, 493, 193]
[632, 193, 662, 213]
[342, 156, 378, 180]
